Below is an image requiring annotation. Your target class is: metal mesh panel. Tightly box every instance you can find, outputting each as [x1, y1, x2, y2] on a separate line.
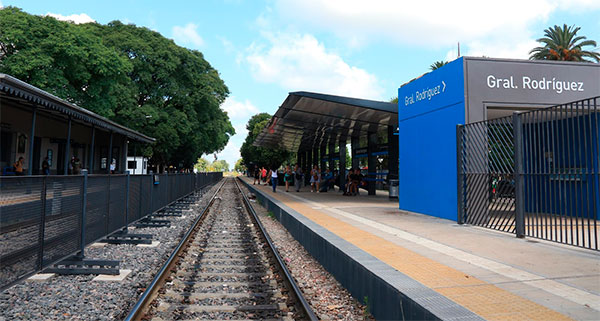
[0, 176, 44, 289]
[140, 175, 152, 218]
[520, 99, 599, 249]
[42, 176, 82, 266]
[128, 176, 141, 222]
[459, 96, 599, 250]
[459, 116, 516, 233]
[108, 175, 126, 233]
[86, 176, 109, 244]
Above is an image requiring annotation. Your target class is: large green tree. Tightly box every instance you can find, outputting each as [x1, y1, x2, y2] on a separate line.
[240, 113, 290, 169]
[0, 7, 234, 171]
[0, 7, 132, 117]
[529, 24, 599, 62]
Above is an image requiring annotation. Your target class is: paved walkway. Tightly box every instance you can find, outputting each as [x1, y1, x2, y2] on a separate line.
[242, 177, 600, 321]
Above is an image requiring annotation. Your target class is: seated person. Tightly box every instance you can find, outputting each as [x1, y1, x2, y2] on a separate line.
[319, 169, 334, 192]
[344, 168, 355, 195]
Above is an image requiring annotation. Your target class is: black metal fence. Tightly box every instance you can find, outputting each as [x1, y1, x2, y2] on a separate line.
[0, 172, 222, 290]
[458, 97, 599, 250]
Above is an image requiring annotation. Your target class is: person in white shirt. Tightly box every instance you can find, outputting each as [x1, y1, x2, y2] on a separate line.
[268, 166, 279, 193]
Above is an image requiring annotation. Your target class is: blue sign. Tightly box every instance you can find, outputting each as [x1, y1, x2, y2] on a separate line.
[398, 58, 465, 121]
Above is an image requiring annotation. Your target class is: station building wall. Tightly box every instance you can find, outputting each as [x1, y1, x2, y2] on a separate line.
[397, 58, 465, 221]
[398, 57, 600, 222]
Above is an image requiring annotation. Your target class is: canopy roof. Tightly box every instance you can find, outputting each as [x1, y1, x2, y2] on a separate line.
[254, 91, 397, 151]
[0, 74, 155, 144]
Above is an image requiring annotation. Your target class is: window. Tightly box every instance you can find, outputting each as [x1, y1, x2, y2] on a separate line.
[128, 161, 137, 169]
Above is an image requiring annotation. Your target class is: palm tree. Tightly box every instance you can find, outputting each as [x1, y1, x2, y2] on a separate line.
[529, 24, 599, 63]
[430, 60, 448, 70]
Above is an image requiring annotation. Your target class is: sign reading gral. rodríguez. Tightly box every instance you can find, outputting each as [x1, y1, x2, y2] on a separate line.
[486, 75, 585, 94]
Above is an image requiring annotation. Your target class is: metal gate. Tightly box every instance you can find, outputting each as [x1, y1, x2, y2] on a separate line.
[458, 97, 599, 250]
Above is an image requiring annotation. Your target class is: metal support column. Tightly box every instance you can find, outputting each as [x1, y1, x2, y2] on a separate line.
[387, 126, 398, 180]
[351, 136, 359, 170]
[122, 137, 128, 175]
[78, 169, 88, 258]
[313, 147, 319, 169]
[107, 131, 113, 174]
[513, 112, 525, 238]
[27, 108, 37, 175]
[328, 142, 335, 172]
[89, 126, 95, 174]
[367, 132, 377, 196]
[64, 116, 71, 175]
[339, 140, 346, 193]
[320, 145, 326, 171]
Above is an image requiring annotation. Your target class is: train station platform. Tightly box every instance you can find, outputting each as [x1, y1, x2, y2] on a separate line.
[239, 176, 600, 321]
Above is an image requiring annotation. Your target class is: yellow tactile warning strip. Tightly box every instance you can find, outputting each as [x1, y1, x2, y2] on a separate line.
[254, 185, 572, 321]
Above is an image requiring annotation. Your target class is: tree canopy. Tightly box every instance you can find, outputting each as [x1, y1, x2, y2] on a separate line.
[0, 7, 234, 170]
[234, 159, 245, 172]
[194, 157, 229, 172]
[529, 24, 599, 63]
[430, 60, 448, 70]
[240, 113, 290, 169]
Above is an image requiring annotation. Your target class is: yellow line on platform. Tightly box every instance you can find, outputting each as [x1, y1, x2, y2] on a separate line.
[253, 183, 572, 321]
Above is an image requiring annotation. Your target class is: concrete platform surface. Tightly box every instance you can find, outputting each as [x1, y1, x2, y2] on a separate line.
[242, 177, 600, 321]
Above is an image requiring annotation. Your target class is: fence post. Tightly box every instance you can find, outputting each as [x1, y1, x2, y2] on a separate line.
[456, 124, 464, 224]
[37, 176, 48, 269]
[78, 169, 89, 258]
[125, 170, 130, 231]
[513, 112, 525, 238]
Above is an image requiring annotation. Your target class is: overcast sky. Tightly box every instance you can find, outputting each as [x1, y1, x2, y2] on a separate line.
[2, 0, 599, 167]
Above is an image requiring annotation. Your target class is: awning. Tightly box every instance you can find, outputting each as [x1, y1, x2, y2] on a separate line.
[254, 91, 397, 151]
[0, 73, 155, 144]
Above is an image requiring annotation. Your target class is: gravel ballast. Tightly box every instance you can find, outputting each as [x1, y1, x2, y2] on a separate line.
[240, 182, 375, 321]
[0, 183, 220, 321]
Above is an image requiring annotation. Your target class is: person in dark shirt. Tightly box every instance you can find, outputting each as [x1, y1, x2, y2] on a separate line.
[42, 157, 50, 175]
[253, 165, 260, 185]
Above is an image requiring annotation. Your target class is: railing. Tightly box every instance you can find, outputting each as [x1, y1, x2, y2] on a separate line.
[0, 172, 222, 290]
[458, 96, 599, 250]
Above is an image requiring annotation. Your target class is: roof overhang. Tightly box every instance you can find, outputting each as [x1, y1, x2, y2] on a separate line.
[0, 74, 155, 144]
[254, 91, 398, 151]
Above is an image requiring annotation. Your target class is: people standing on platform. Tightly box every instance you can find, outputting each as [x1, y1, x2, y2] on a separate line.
[293, 164, 303, 192]
[42, 157, 50, 175]
[310, 165, 321, 193]
[283, 165, 293, 192]
[110, 159, 116, 174]
[69, 156, 74, 174]
[268, 166, 278, 193]
[72, 157, 82, 175]
[261, 166, 267, 185]
[13, 157, 24, 176]
[253, 165, 260, 185]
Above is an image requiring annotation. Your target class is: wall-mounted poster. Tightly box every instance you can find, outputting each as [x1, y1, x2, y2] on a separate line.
[17, 134, 26, 153]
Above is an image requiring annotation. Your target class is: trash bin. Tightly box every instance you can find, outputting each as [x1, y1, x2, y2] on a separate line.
[388, 179, 399, 199]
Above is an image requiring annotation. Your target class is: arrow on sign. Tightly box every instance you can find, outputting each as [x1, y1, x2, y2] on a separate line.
[442, 81, 446, 92]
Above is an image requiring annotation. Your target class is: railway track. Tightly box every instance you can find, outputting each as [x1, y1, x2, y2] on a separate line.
[126, 177, 317, 321]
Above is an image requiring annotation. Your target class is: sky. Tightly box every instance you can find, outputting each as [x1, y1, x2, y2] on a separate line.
[1, 0, 599, 168]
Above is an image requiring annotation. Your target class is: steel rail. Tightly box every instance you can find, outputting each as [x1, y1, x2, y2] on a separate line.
[234, 177, 319, 321]
[124, 178, 227, 321]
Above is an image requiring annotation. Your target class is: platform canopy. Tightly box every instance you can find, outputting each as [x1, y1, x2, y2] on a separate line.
[254, 91, 397, 151]
[0, 74, 155, 143]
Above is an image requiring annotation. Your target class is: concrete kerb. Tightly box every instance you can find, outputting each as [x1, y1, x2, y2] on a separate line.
[240, 179, 484, 321]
